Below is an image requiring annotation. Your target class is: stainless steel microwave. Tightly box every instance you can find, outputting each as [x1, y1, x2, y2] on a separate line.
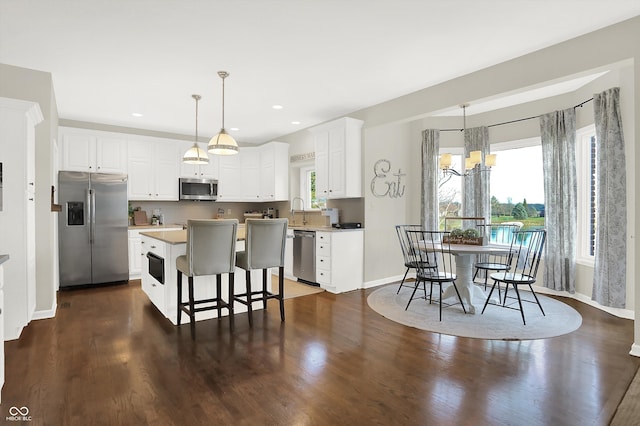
[179, 178, 218, 201]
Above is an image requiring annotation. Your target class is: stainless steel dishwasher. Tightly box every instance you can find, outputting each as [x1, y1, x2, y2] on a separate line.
[293, 230, 317, 284]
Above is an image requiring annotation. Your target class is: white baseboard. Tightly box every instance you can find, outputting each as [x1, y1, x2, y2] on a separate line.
[531, 285, 634, 320]
[630, 344, 640, 358]
[32, 302, 57, 321]
[363, 273, 413, 289]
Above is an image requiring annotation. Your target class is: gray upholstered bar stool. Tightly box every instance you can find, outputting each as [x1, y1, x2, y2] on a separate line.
[233, 218, 288, 327]
[176, 219, 238, 339]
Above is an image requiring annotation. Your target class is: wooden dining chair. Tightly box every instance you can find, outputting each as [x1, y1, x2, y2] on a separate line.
[404, 230, 467, 321]
[481, 229, 547, 325]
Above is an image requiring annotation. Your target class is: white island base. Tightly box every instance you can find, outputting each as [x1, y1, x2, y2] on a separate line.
[140, 230, 266, 325]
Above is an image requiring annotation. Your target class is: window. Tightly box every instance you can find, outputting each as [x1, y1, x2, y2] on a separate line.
[576, 124, 597, 264]
[489, 138, 545, 229]
[299, 166, 320, 209]
[437, 148, 463, 229]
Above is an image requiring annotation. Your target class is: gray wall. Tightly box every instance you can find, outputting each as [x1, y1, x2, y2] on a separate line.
[281, 16, 640, 350]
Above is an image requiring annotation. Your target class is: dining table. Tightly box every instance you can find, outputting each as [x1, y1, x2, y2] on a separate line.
[423, 242, 512, 314]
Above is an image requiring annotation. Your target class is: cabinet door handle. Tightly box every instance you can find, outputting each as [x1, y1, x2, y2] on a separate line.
[29, 182, 34, 186]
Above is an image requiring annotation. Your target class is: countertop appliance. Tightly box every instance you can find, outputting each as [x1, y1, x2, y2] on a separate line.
[179, 177, 218, 201]
[332, 222, 362, 229]
[58, 171, 129, 288]
[321, 208, 339, 225]
[293, 230, 317, 284]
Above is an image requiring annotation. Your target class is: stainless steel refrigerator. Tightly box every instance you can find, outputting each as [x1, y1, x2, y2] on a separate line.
[58, 171, 129, 288]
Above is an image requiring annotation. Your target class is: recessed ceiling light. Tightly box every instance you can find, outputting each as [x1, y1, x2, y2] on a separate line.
[230, 127, 239, 131]
[272, 105, 283, 110]
[291, 121, 300, 125]
[131, 112, 143, 117]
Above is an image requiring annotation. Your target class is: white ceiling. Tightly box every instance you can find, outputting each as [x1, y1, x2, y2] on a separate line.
[1, 1, 639, 144]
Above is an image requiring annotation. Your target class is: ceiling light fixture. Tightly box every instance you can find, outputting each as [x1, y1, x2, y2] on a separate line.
[182, 94, 209, 165]
[208, 71, 239, 156]
[272, 105, 283, 110]
[439, 104, 496, 177]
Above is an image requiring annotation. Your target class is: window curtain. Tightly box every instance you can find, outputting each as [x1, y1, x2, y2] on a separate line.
[421, 129, 439, 230]
[462, 126, 490, 224]
[592, 87, 627, 308]
[540, 108, 576, 293]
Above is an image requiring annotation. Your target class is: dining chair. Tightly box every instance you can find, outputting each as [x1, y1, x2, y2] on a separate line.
[233, 218, 288, 327]
[473, 223, 522, 299]
[481, 229, 547, 325]
[176, 219, 238, 339]
[394, 225, 435, 294]
[404, 230, 467, 321]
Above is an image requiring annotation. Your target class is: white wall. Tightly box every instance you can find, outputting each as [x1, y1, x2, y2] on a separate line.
[0, 63, 58, 317]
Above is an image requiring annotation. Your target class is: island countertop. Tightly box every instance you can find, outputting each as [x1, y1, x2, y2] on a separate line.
[140, 228, 246, 245]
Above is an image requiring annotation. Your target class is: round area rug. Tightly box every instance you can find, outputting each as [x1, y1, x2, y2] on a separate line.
[367, 284, 582, 340]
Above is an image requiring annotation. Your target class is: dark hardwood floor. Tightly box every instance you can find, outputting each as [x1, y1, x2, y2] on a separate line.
[2, 280, 637, 425]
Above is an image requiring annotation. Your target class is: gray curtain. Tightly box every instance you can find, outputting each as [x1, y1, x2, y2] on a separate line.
[540, 108, 576, 293]
[421, 129, 439, 230]
[462, 126, 490, 224]
[592, 87, 627, 308]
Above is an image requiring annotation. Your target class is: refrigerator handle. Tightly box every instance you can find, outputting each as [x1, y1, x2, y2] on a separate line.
[89, 189, 96, 244]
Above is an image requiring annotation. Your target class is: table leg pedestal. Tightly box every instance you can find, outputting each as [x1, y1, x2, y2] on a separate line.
[441, 254, 499, 314]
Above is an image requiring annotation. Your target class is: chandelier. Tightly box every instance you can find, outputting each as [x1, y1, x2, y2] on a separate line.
[182, 94, 210, 164]
[438, 104, 496, 177]
[208, 71, 239, 155]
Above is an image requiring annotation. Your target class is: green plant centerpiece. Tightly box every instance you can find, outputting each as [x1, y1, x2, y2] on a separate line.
[444, 227, 484, 245]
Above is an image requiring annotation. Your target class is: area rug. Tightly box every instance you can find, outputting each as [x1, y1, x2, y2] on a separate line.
[367, 284, 582, 340]
[272, 276, 324, 299]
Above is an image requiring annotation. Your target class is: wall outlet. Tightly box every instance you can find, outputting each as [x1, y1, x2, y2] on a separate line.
[227, 209, 232, 215]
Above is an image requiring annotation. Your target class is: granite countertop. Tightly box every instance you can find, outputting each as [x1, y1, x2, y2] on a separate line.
[128, 224, 186, 230]
[288, 225, 364, 232]
[141, 227, 246, 245]
[0, 254, 9, 266]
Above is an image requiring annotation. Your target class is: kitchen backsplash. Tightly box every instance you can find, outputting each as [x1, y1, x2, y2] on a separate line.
[130, 197, 364, 227]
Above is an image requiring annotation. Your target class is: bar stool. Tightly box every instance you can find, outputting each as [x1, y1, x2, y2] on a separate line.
[176, 219, 238, 339]
[233, 218, 288, 327]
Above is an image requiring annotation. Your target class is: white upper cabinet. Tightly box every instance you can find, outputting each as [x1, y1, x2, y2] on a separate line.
[59, 127, 127, 174]
[259, 142, 289, 201]
[311, 117, 363, 199]
[128, 137, 179, 200]
[179, 141, 220, 179]
[217, 142, 289, 202]
[217, 153, 242, 201]
[240, 148, 260, 201]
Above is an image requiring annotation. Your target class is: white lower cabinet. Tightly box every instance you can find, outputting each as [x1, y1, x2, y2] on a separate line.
[140, 235, 265, 324]
[316, 230, 364, 293]
[129, 228, 181, 279]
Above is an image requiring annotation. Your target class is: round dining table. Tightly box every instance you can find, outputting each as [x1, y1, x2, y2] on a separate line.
[427, 243, 512, 314]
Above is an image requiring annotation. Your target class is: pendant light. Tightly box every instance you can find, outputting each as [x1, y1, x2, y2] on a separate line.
[182, 94, 210, 164]
[208, 71, 239, 155]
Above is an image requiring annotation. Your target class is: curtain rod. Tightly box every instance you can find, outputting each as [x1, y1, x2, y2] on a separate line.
[438, 97, 594, 132]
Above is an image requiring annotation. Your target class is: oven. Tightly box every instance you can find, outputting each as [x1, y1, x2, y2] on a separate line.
[146, 252, 165, 284]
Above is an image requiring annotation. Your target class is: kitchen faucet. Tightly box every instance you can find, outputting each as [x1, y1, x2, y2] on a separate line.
[291, 197, 307, 225]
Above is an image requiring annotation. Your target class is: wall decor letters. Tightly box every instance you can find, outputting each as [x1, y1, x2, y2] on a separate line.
[370, 159, 405, 199]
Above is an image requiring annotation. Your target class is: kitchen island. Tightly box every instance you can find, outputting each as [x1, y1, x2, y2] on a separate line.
[139, 228, 265, 325]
